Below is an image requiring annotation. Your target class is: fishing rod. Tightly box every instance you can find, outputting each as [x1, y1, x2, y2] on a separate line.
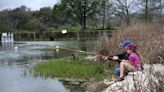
[48, 46, 121, 61]
[48, 46, 99, 55]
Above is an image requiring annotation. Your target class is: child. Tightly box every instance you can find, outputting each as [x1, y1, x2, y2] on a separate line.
[116, 44, 141, 81]
[103, 40, 131, 62]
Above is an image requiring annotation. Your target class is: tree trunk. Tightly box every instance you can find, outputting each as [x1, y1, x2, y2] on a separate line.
[159, 0, 163, 23]
[145, 0, 148, 22]
[83, 1, 87, 29]
[102, 0, 106, 29]
[126, 8, 130, 25]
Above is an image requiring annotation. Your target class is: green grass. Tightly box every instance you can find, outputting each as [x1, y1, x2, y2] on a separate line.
[33, 58, 112, 81]
[57, 26, 81, 31]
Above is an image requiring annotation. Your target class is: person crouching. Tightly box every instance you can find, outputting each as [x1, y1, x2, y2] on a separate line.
[116, 44, 142, 81]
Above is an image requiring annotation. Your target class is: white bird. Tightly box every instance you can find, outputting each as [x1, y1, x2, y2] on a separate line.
[56, 45, 59, 49]
[14, 46, 18, 50]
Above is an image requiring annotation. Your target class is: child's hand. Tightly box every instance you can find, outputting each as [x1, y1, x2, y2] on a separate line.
[121, 59, 126, 62]
[102, 56, 109, 60]
[112, 56, 119, 60]
[121, 60, 130, 63]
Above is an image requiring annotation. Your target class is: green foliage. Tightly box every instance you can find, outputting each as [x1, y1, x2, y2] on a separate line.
[10, 6, 32, 29]
[106, 24, 115, 30]
[24, 18, 44, 31]
[57, 26, 81, 31]
[0, 10, 13, 32]
[38, 7, 55, 26]
[33, 58, 111, 81]
[0, 21, 13, 32]
[0, 1, 163, 33]
[154, 71, 162, 78]
[53, 0, 103, 29]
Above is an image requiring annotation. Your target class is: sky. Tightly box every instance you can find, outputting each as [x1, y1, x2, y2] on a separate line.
[0, 0, 58, 11]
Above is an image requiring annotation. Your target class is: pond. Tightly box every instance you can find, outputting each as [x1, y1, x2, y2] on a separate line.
[0, 40, 98, 92]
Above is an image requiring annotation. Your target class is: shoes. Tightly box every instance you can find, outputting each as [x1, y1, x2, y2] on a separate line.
[116, 77, 124, 81]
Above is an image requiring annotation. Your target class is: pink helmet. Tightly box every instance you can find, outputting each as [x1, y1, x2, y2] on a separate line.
[124, 44, 137, 50]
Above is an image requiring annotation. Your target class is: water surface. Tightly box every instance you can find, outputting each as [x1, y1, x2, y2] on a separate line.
[0, 41, 97, 92]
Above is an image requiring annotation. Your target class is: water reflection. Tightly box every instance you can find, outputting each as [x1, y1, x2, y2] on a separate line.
[0, 67, 67, 92]
[0, 41, 96, 92]
[0, 42, 14, 51]
[62, 81, 86, 92]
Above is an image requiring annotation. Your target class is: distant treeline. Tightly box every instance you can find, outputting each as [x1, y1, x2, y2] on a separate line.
[0, 0, 164, 32]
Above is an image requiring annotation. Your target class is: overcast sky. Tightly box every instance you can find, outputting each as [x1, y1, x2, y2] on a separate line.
[0, 0, 58, 11]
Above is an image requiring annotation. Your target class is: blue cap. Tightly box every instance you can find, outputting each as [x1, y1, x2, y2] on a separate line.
[120, 40, 131, 47]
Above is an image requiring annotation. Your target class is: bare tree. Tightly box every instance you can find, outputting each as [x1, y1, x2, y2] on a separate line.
[158, 0, 164, 23]
[101, 0, 113, 29]
[102, 0, 107, 29]
[112, 0, 137, 25]
[138, 0, 162, 22]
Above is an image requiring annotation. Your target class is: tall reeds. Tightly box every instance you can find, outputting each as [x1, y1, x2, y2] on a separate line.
[98, 23, 164, 64]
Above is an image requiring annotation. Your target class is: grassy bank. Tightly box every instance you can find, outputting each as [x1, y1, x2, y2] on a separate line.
[33, 58, 112, 81]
